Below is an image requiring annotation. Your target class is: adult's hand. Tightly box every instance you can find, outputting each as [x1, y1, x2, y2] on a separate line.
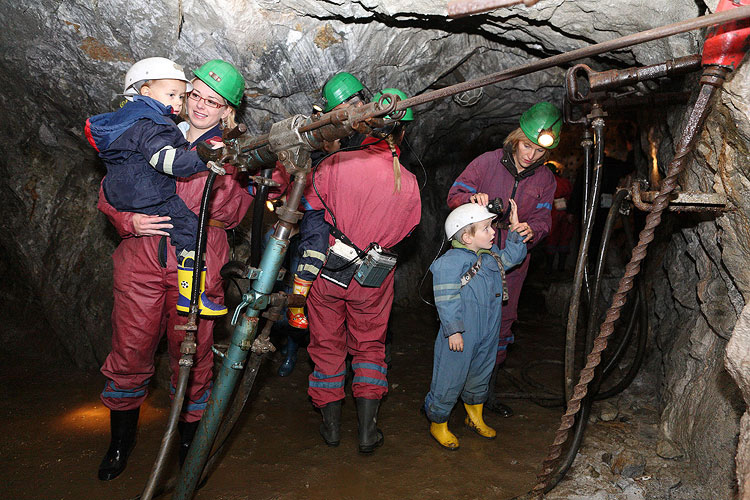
[469, 192, 489, 206]
[132, 214, 173, 237]
[515, 222, 534, 243]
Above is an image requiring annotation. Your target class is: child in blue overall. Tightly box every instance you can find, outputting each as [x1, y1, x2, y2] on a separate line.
[85, 57, 227, 316]
[424, 200, 527, 450]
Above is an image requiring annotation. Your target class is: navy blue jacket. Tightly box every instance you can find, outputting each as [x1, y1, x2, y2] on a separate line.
[85, 95, 208, 212]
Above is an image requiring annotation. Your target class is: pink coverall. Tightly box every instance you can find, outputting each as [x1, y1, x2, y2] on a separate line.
[447, 148, 555, 364]
[98, 126, 254, 422]
[305, 138, 422, 407]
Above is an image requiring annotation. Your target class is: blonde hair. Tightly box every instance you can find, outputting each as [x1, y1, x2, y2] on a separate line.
[385, 133, 402, 193]
[503, 127, 551, 164]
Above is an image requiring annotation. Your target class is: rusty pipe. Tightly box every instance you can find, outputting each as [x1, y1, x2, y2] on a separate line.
[397, 7, 750, 113]
[589, 54, 702, 92]
[226, 8, 750, 173]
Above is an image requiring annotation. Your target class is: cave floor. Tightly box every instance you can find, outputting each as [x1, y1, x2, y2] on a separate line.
[1, 268, 707, 500]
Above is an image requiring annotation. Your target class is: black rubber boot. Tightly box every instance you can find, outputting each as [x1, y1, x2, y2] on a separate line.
[98, 408, 139, 481]
[178, 420, 200, 467]
[319, 400, 342, 447]
[356, 397, 384, 454]
[485, 363, 514, 418]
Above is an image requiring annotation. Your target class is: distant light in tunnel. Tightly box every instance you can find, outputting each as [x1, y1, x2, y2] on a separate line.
[649, 127, 661, 189]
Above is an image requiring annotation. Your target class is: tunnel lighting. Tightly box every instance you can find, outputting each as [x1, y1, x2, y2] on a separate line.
[266, 200, 276, 212]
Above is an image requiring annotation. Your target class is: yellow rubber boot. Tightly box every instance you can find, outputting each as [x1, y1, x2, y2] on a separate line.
[464, 403, 496, 439]
[176, 258, 227, 317]
[287, 275, 312, 329]
[430, 422, 459, 450]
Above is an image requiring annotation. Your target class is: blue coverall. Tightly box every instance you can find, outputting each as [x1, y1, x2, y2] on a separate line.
[424, 233, 527, 423]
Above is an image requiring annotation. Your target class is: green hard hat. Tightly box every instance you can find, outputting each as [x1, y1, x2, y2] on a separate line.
[193, 59, 245, 107]
[372, 88, 413, 121]
[520, 102, 562, 149]
[323, 72, 364, 112]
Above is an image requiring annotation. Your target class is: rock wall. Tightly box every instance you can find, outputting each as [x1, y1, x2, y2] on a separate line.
[646, 59, 750, 497]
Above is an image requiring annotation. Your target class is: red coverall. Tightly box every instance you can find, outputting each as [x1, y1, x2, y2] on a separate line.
[545, 174, 574, 255]
[98, 126, 253, 422]
[447, 148, 555, 364]
[305, 138, 422, 407]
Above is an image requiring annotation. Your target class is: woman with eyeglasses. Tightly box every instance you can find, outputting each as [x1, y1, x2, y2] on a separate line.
[446, 102, 561, 419]
[95, 59, 254, 481]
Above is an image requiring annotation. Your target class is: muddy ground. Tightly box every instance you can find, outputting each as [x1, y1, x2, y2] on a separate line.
[1, 264, 709, 500]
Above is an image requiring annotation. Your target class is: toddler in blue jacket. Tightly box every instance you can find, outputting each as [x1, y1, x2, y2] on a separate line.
[424, 200, 527, 450]
[86, 57, 226, 316]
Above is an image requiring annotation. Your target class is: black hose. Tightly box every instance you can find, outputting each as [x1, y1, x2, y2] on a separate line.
[564, 118, 605, 402]
[139, 170, 218, 500]
[250, 167, 274, 267]
[595, 212, 648, 400]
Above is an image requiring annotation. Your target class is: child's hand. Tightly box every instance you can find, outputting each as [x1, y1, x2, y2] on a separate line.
[509, 198, 534, 242]
[448, 332, 464, 352]
[509, 199, 519, 228]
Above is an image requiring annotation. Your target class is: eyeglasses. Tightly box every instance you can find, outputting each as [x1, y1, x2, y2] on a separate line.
[187, 92, 226, 109]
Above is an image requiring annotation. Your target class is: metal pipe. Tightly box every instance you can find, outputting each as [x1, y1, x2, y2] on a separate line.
[533, 65, 730, 497]
[173, 172, 308, 500]
[250, 167, 274, 267]
[588, 54, 702, 93]
[395, 7, 750, 113]
[580, 129, 593, 301]
[230, 8, 750, 170]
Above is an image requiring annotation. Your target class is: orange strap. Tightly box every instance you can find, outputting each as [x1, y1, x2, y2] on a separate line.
[207, 219, 226, 229]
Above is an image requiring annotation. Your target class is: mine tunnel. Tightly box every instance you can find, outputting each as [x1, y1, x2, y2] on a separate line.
[3, 1, 750, 499]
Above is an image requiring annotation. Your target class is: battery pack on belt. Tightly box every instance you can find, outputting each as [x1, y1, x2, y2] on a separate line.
[320, 238, 362, 288]
[354, 244, 398, 288]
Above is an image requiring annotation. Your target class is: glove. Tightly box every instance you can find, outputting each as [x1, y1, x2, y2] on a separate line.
[196, 141, 224, 163]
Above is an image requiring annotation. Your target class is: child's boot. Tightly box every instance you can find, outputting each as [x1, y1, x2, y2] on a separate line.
[430, 421, 459, 450]
[287, 275, 313, 329]
[176, 254, 227, 317]
[464, 403, 496, 439]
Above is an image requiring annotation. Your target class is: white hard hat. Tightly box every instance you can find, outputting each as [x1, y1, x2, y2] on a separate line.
[123, 57, 193, 97]
[444, 203, 495, 240]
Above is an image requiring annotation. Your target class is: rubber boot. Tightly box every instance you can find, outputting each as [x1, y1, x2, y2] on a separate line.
[356, 397, 384, 454]
[98, 408, 139, 481]
[319, 400, 342, 447]
[176, 257, 227, 317]
[429, 421, 459, 450]
[464, 403, 496, 439]
[277, 336, 298, 377]
[485, 363, 513, 417]
[177, 420, 200, 467]
[287, 275, 312, 329]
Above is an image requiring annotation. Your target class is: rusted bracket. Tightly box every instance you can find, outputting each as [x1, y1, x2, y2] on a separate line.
[630, 180, 728, 212]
